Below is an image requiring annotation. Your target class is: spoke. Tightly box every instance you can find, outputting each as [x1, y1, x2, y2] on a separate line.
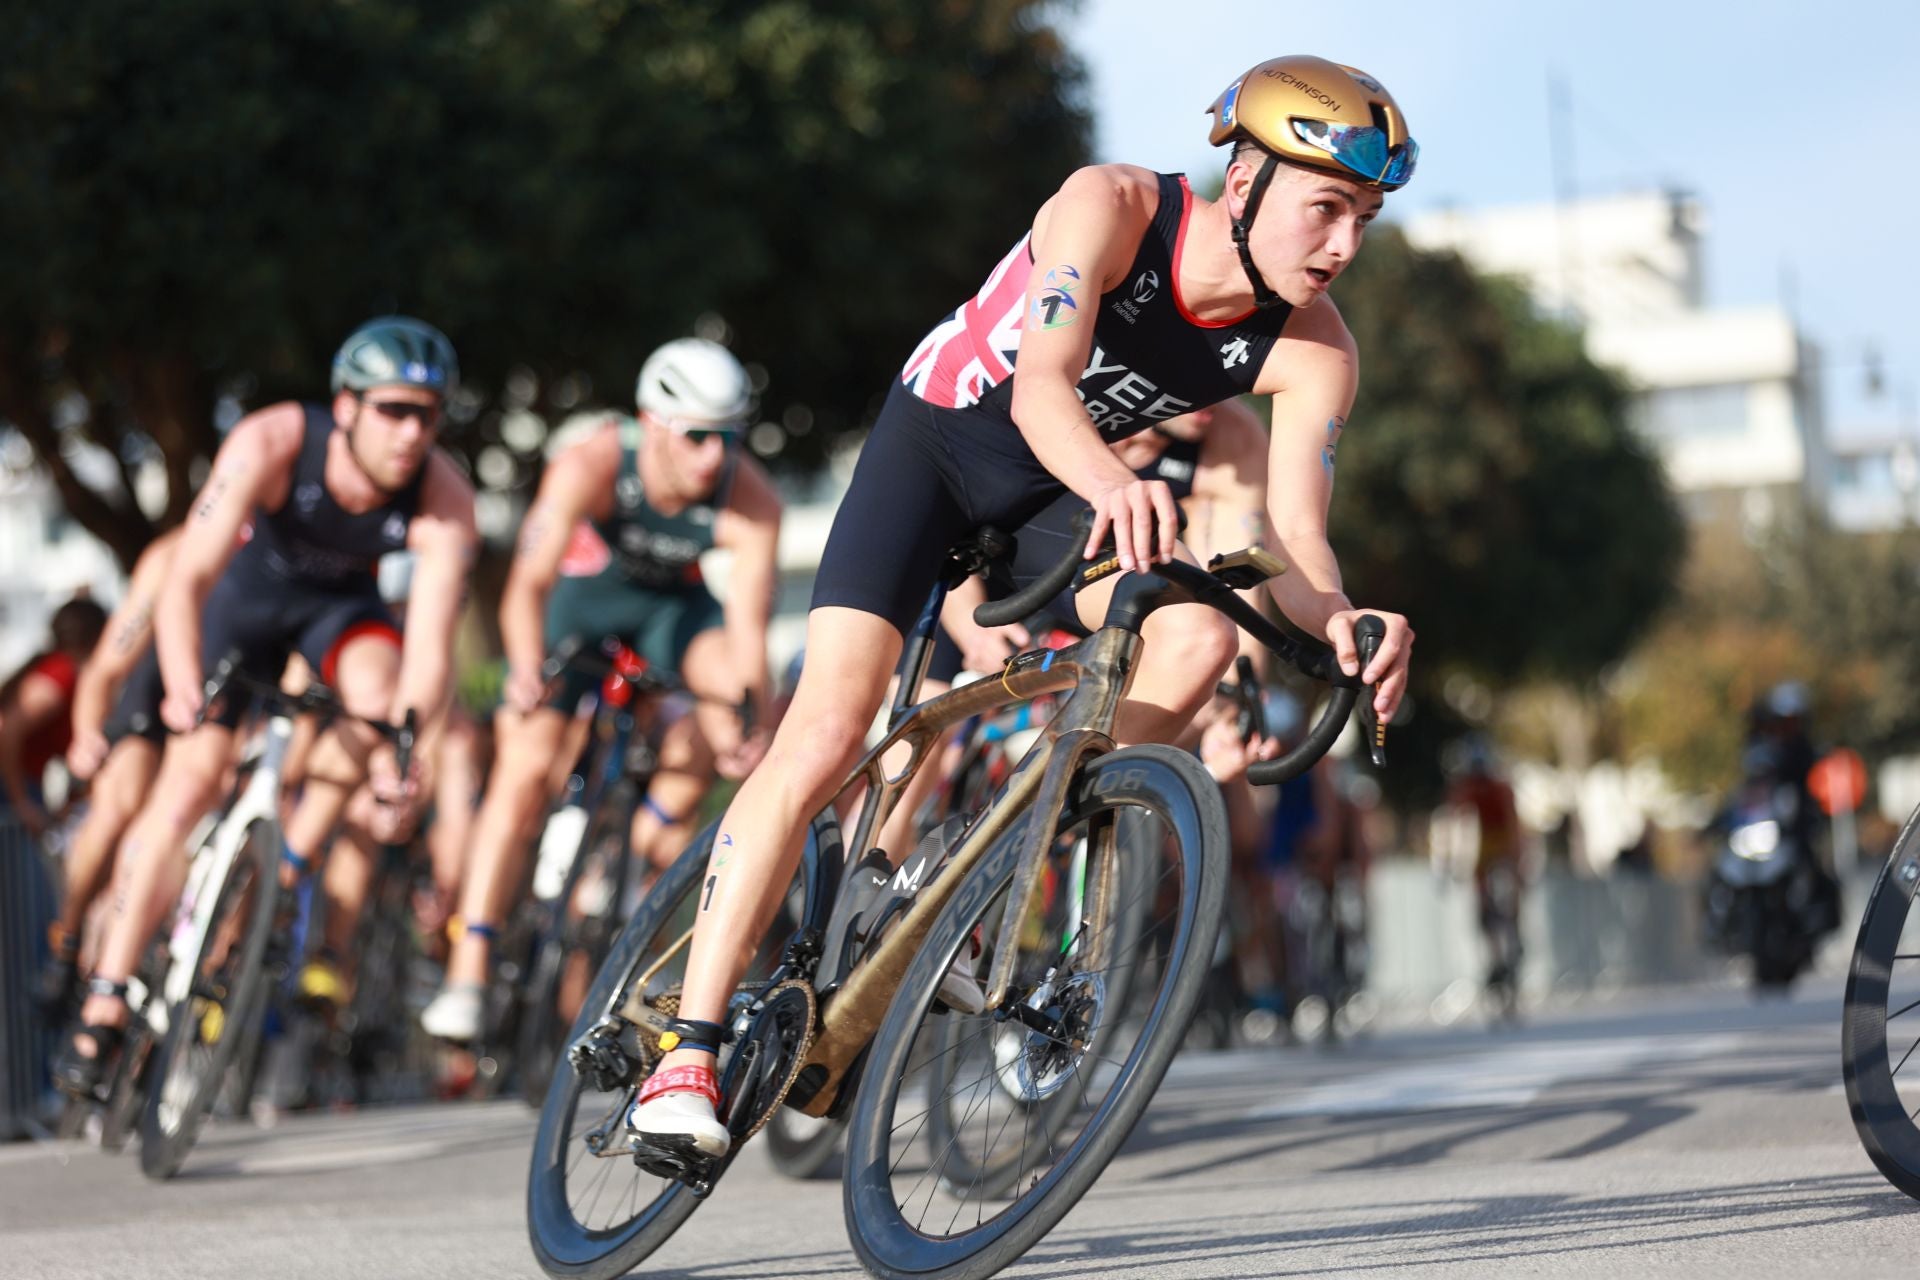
[1889, 994, 1920, 1022]
[1896, 1030, 1920, 1078]
[905, 1052, 1003, 1228]
[579, 1154, 616, 1228]
[888, 1027, 1005, 1134]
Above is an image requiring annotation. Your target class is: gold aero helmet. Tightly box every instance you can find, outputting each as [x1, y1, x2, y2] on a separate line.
[1205, 56, 1417, 307]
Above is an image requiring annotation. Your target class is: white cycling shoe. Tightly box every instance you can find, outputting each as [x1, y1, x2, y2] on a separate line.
[627, 1064, 730, 1159]
[420, 983, 484, 1042]
[939, 938, 989, 1015]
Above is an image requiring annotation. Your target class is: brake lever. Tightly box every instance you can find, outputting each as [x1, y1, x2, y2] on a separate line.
[1353, 615, 1388, 769]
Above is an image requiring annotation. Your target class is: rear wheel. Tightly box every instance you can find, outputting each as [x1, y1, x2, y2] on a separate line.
[845, 745, 1227, 1280]
[140, 820, 279, 1179]
[527, 821, 817, 1278]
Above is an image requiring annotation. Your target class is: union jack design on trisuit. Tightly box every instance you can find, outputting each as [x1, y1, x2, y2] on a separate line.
[900, 234, 1034, 409]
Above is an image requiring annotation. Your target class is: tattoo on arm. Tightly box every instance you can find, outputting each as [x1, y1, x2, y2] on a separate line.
[110, 602, 152, 655]
[1322, 417, 1344, 476]
[1032, 264, 1084, 330]
[193, 472, 234, 522]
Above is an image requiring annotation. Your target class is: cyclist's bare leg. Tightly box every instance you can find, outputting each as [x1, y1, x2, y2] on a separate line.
[655, 606, 898, 1075]
[320, 791, 380, 967]
[281, 634, 403, 868]
[423, 709, 485, 934]
[1072, 548, 1238, 745]
[74, 725, 235, 1038]
[54, 737, 161, 962]
[441, 706, 571, 987]
[630, 709, 713, 872]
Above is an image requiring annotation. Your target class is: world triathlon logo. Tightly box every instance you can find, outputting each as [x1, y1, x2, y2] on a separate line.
[1132, 270, 1159, 304]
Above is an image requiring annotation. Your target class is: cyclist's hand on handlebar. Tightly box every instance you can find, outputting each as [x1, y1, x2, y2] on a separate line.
[503, 662, 547, 716]
[368, 746, 425, 841]
[1198, 715, 1278, 786]
[953, 618, 1030, 675]
[67, 727, 111, 782]
[716, 725, 770, 781]
[161, 687, 205, 736]
[1085, 477, 1180, 573]
[1326, 608, 1413, 720]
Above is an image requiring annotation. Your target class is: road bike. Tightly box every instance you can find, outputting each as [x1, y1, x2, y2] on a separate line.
[137, 657, 414, 1178]
[526, 521, 1386, 1279]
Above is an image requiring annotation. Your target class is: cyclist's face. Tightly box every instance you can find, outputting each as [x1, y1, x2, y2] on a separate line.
[339, 385, 442, 489]
[644, 411, 736, 495]
[1232, 163, 1384, 308]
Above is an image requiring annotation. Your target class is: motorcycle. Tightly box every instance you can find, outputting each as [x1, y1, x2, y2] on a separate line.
[1703, 771, 1837, 989]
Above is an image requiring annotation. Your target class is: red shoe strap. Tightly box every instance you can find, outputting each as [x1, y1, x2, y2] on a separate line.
[637, 1064, 720, 1108]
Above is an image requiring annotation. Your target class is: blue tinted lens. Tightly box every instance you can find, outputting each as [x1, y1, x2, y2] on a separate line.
[1292, 121, 1417, 187]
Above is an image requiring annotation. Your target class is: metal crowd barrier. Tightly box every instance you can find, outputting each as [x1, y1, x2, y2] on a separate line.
[0, 818, 55, 1140]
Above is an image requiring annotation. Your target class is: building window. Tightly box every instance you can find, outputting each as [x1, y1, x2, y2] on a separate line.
[1635, 383, 1750, 439]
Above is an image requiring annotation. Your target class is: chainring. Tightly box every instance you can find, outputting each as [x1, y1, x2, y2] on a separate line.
[718, 979, 817, 1144]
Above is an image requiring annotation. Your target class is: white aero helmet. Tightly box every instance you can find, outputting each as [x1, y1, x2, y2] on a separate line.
[635, 338, 753, 426]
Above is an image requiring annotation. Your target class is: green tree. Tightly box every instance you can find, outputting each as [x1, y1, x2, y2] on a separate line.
[1323, 228, 1687, 803]
[0, 0, 1088, 563]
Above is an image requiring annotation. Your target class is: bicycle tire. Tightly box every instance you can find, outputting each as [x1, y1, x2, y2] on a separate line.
[140, 818, 281, 1179]
[1844, 803, 1920, 1201]
[845, 744, 1227, 1280]
[519, 783, 637, 1108]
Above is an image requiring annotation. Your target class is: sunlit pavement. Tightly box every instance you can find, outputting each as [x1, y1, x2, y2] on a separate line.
[3, 976, 1910, 1280]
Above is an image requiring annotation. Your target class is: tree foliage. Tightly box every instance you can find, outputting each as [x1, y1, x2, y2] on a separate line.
[0, 0, 1088, 563]
[1322, 228, 1687, 803]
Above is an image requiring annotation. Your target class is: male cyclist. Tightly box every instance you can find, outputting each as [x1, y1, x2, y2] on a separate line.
[629, 55, 1419, 1161]
[35, 528, 182, 1015]
[418, 338, 781, 1041]
[55, 316, 478, 1092]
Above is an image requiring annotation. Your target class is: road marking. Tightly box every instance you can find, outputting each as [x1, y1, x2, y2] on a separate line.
[1245, 1033, 1749, 1120]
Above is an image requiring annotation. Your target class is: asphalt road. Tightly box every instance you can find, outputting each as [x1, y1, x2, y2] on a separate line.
[4, 977, 1913, 1280]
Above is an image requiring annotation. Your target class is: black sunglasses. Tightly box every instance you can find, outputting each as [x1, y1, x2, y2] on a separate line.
[360, 396, 441, 425]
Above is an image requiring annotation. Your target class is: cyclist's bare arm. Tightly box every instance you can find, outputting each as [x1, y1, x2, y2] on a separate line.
[499, 428, 616, 710]
[155, 404, 304, 728]
[1252, 300, 1410, 718]
[392, 451, 478, 731]
[69, 526, 182, 774]
[714, 454, 783, 722]
[1187, 399, 1273, 662]
[1012, 164, 1177, 571]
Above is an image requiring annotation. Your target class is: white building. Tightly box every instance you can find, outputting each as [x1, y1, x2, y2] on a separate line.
[1405, 191, 1828, 526]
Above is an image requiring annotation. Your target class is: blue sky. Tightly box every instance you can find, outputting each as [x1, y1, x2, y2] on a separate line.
[1062, 0, 1919, 438]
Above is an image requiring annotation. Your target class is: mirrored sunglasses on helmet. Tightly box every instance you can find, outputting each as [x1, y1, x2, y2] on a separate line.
[1291, 120, 1419, 188]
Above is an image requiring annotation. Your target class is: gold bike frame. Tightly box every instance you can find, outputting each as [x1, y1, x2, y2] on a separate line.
[794, 623, 1144, 1117]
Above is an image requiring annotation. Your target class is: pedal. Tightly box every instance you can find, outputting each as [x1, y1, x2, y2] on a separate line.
[629, 1133, 721, 1198]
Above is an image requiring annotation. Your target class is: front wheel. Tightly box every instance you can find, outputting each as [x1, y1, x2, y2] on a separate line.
[140, 819, 280, 1179]
[1844, 805, 1920, 1200]
[845, 745, 1228, 1280]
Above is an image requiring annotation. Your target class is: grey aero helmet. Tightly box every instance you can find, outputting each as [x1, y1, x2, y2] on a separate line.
[331, 316, 460, 399]
[635, 337, 752, 425]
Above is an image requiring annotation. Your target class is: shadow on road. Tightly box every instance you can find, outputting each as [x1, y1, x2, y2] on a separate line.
[1135, 1040, 1839, 1179]
[1022, 1171, 1912, 1276]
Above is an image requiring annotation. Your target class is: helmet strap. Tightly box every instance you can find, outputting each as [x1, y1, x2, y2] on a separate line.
[1229, 153, 1286, 311]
